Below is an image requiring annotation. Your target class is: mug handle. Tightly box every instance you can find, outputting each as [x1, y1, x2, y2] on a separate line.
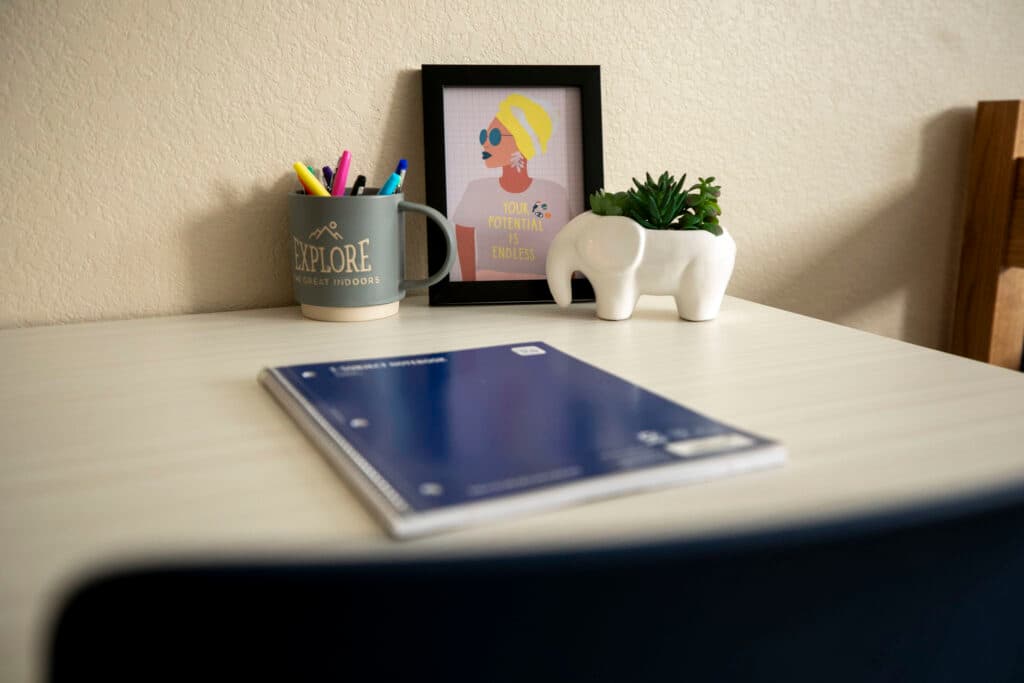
[398, 200, 456, 290]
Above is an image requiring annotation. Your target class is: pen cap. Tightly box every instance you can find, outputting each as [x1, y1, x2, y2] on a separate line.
[332, 152, 352, 197]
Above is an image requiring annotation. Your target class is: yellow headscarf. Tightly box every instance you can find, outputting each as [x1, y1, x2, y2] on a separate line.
[495, 94, 553, 160]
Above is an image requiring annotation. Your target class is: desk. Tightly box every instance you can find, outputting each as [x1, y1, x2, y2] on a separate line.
[3, 295, 1024, 682]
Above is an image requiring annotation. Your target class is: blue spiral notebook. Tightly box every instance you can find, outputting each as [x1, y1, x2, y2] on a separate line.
[260, 342, 785, 539]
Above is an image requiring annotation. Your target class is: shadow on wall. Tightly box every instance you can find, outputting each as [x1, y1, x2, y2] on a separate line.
[758, 108, 974, 350]
[380, 69, 429, 284]
[182, 69, 429, 312]
[184, 175, 295, 314]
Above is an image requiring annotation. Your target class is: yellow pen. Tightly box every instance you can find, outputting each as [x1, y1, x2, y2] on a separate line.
[293, 162, 330, 196]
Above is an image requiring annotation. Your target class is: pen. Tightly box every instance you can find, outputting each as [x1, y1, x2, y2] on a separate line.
[293, 163, 330, 196]
[379, 172, 401, 196]
[350, 174, 367, 196]
[322, 166, 334, 193]
[394, 159, 408, 191]
[332, 151, 352, 197]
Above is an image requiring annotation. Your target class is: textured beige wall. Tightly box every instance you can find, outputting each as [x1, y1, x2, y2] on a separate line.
[2, 0, 1022, 349]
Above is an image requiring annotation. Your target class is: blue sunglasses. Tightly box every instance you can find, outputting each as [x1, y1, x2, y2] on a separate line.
[479, 128, 510, 146]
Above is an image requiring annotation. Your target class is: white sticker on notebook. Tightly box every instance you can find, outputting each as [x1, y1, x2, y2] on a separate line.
[511, 346, 546, 356]
[636, 430, 667, 446]
[665, 433, 755, 458]
[419, 482, 444, 496]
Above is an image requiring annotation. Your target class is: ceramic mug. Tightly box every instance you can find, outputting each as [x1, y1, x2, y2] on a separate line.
[288, 191, 455, 321]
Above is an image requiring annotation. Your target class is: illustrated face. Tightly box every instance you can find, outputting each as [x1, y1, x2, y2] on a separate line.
[479, 118, 516, 168]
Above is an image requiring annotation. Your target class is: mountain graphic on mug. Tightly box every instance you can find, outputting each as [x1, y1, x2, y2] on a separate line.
[308, 221, 342, 241]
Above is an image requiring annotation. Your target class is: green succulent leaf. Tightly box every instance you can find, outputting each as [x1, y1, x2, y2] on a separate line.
[589, 190, 630, 216]
[596, 172, 725, 235]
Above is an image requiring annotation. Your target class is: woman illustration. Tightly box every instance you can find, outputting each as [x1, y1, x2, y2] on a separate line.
[451, 93, 570, 281]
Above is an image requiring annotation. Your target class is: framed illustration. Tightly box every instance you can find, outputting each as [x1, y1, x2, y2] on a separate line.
[422, 65, 603, 305]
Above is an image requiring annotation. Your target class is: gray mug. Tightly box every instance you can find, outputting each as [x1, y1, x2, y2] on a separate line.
[288, 191, 455, 321]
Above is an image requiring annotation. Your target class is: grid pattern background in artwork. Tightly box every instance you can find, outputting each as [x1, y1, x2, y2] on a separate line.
[442, 86, 584, 220]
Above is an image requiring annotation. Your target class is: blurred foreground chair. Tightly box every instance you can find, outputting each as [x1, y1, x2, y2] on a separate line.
[50, 488, 1024, 682]
[951, 100, 1024, 370]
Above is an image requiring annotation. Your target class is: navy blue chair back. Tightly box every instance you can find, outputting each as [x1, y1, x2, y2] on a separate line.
[51, 490, 1024, 682]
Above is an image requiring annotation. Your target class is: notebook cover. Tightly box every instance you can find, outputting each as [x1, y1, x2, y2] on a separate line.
[261, 342, 784, 537]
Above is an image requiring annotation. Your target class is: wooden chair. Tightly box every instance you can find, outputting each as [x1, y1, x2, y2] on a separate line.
[951, 100, 1024, 370]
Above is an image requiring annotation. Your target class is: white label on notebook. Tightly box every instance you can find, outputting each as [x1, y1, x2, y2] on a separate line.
[665, 433, 755, 458]
[636, 430, 667, 446]
[419, 482, 444, 496]
[511, 345, 546, 356]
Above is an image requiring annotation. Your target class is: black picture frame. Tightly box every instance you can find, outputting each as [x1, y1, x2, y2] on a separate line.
[422, 65, 603, 305]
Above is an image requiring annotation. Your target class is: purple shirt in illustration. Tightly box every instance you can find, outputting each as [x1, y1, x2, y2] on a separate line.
[452, 177, 570, 278]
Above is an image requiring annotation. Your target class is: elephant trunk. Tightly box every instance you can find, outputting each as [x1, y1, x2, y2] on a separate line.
[545, 232, 576, 308]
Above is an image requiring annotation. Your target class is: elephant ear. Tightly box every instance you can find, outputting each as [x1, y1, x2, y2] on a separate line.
[576, 215, 645, 273]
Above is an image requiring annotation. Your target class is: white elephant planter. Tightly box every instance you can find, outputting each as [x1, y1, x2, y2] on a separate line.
[546, 212, 736, 321]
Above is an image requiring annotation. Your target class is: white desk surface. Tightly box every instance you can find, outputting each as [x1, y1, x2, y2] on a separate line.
[3, 295, 1024, 681]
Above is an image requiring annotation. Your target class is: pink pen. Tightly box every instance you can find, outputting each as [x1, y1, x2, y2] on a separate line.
[331, 151, 352, 196]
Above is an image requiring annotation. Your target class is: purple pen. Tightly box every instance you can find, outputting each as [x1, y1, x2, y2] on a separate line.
[322, 166, 334, 193]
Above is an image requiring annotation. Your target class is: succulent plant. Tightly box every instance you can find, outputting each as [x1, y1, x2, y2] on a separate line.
[588, 171, 724, 236]
[679, 176, 723, 236]
[626, 172, 689, 230]
[588, 190, 630, 217]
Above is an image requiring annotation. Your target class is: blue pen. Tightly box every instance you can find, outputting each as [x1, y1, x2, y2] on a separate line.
[379, 172, 401, 196]
[322, 166, 334, 193]
[394, 159, 408, 191]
